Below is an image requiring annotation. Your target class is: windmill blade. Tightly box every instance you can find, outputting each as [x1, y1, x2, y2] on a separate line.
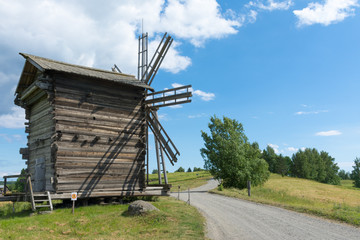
[145, 85, 192, 108]
[141, 32, 173, 86]
[146, 108, 179, 165]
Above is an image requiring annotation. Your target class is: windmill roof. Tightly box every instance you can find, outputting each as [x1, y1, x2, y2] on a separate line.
[16, 53, 152, 94]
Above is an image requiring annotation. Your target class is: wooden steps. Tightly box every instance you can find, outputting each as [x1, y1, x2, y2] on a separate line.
[31, 191, 53, 212]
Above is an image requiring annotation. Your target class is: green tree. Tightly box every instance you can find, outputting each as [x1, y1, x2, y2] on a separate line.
[187, 167, 192, 172]
[275, 154, 292, 177]
[193, 167, 203, 172]
[13, 168, 27, 192]
[338, 169, 350, 180]
[152, 169, 158, 174]
[175, 167, 185, 173]
[262, 145, 278, 173]
[351, 157, 360, 188]
[291, 148, 340, 185]
[201, 116, 270, 189]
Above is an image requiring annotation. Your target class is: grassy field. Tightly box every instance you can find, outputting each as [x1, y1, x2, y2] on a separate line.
[340, 179, 356, 189]
[0, 197, 205, 240]
[0, 171, 212, 239]
[149, 171, 212, 191]
[211, 174, 360, 226]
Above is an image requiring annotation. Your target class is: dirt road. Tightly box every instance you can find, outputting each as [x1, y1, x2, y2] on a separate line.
[171, 180, 360, 240]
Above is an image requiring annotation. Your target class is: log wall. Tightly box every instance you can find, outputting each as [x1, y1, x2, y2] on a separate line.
[53, 74, 146, 194]
[26, 88, 56, 192]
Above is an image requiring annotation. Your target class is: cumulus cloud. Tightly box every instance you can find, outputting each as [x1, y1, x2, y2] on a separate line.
[293, 0, 359, 27]
[193, 90, 215, 101]
[315, 130, 342, 136]
[156, 0, 241, 47]
[0, 107, 25, 129]
[286, 147, 298, 152]
[268, 143, 280, 154]
[0, 0, 240, 75]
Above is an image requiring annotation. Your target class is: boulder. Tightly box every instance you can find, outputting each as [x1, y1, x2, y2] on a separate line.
[128, 200, 159, 216]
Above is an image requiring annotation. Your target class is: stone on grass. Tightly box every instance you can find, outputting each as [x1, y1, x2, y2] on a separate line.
[128, 200, 159, 216]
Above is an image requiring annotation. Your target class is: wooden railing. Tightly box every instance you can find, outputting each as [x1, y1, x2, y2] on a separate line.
[2, 174, 30, 195]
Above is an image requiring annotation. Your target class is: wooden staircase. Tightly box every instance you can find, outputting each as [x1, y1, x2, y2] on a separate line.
[25, 175, 53, 212]
[31, 192, 53, 212]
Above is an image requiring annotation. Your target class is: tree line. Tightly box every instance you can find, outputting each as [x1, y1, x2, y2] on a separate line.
[262, 146, 340, 185]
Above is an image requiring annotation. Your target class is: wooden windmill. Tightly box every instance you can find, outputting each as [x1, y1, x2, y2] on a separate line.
[137, 32, 192, 185]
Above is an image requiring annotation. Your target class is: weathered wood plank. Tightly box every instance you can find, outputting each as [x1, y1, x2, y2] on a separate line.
[54, 74, 144, 99]
[55, 123, 143, 136]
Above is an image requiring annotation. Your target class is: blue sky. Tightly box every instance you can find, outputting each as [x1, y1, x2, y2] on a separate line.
[0, 0, 359, 179]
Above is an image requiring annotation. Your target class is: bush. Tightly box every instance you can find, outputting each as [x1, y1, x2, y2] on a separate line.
[193, 167, 203, 172]
[175, 167, 185, 173]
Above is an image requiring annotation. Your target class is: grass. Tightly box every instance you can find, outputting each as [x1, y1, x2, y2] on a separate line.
[148, 171, 212, 191]
[211, 174, 360, 226]
[340, 180, 356, 190]
[0, 172, 212, 239]
[0, 197, 205, 239]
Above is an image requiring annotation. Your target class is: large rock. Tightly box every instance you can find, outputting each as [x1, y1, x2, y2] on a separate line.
[128, 200, 159, 216]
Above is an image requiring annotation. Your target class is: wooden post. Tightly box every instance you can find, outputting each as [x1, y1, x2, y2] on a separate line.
[178, 186, 180, 200]
[72, 201, 75, 215]
[187, 188, 190, 205]
[247, 180, 251, 197]
[3, 177, 7, 195]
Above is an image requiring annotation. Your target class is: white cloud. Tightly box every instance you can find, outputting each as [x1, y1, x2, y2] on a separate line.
[295, 110, 328, 115]
[293, 0, 359, 27]
[268, 143, 280, 154]
[168, 105, 183, 109]
[286, 147, 298, 152]
[193, 90, 216, 101]
[172, 83, 185, 89]
[315, 130, 342, 136]
[170, 83, 215, 101]
[0, 0, 240, 75]
[148, 39, 192, 74]
[248, 0, 293, 11]
[0, 107, 25, 129]
[158, 0, 241, 47]
[248, 10, 258, 23]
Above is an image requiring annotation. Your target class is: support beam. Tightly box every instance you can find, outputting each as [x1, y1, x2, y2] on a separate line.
[145, 85, 192, 108]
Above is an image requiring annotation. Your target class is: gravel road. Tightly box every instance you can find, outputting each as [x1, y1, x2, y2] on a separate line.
[171, 179, 360, 240]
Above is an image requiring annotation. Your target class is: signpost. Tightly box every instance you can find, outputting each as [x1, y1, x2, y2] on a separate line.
[71, 192, 77, 214]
